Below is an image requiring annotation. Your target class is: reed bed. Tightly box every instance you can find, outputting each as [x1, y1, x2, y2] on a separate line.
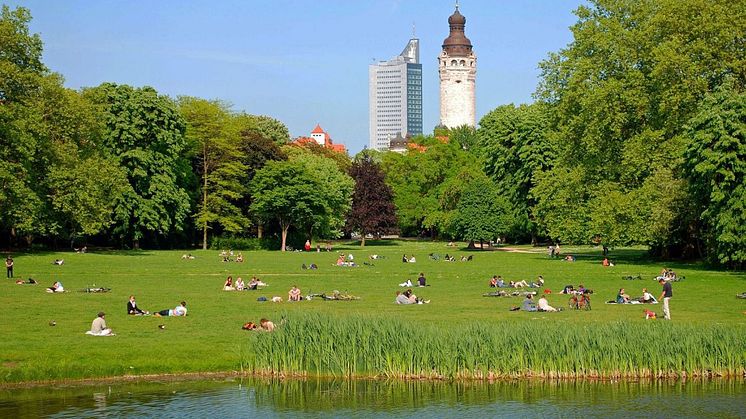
[244, 313, 746, 380]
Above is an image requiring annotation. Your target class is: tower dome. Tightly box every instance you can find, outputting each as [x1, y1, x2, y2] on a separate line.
[442, 6, 472, 56]
[448, 9, 466, 25]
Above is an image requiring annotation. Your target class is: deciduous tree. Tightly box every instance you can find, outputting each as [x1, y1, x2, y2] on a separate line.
[346, 152, 398, 246]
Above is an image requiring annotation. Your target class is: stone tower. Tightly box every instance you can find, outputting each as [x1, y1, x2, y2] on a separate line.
[438, 4, 476, 128]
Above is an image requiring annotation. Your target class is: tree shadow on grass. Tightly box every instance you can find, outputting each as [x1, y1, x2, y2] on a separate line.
[337, 240, 401, 249]
[541, 248, 743, 275]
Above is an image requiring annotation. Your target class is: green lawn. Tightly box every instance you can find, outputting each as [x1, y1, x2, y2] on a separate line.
[1, 241, 744, 383]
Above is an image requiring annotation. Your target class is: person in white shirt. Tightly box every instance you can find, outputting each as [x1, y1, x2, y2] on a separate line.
[155, 301, 187, 317]
[47, 281, 64, 293]
[538, 295, 558, 312]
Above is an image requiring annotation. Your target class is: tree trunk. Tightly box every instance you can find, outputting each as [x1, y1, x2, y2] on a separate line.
[202, 142, 209, 250]
[361, 231, 366, 247]
[133, 239, 140, 250]
[280, 221, 289, 251]
[257, 222, 263, 239]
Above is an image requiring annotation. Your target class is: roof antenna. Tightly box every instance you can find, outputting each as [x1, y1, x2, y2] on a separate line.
[455, 0, 459, 11]
[412, 21, 416, 38]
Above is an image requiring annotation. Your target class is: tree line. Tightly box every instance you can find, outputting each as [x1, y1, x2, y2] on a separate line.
[381, 0, 745, 267]
[2, 2, 745, 267]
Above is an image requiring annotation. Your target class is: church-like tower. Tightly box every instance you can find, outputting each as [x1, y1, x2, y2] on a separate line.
[438, 4, 476, 128]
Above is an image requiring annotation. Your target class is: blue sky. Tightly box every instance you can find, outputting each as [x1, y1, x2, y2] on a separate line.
[9, 0, 581, 153]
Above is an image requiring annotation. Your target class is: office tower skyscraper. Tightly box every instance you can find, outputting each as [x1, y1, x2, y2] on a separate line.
[369, 38, 423, 151]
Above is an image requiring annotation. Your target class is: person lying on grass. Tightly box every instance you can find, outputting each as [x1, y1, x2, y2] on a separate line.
[87, 311, 114, 336]
[46, 281, 64, 293]
[538, 295, 559, 312]
[529, 276, 545, 288]
[15, 277, 37, 285]
[511, 280, 529, 288]
[288, 285, 302, 302]
[154, 301, 187, 317]
[127, 295, 149, 315]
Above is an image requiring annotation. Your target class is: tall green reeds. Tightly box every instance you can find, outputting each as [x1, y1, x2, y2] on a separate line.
[244, 313, 746, 379]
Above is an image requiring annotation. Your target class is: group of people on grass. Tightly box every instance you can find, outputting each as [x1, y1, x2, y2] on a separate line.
[520, 294, 559, 312]
[615, 287, 657, 304]
[219, 250, 243, 263]
[395, 289, 430, 305]
[336, 253, 356, 267]
[489, 275, 545, 289]
[223, 275, 265, 291]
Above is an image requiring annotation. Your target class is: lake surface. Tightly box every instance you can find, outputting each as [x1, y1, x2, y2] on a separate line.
[0, 378, 744, 418]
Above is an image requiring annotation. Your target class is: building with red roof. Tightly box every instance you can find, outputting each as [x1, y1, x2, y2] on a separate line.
[293, 124, 347, 154]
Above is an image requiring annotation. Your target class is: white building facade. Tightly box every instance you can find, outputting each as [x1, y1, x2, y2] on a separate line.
[438, 6, 476, 128]
[368, 38, 423, 151]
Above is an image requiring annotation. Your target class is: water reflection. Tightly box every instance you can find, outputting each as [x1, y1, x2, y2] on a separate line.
[0, 378, 743, 418]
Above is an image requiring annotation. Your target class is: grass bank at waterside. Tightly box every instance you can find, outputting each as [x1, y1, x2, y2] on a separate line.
[0, 242, 744, 383]
[245, 313, 746, 379]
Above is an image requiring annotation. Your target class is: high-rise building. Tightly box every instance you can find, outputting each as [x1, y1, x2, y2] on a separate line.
[369, 38, 423, 151]
[439, 5, 476, 128]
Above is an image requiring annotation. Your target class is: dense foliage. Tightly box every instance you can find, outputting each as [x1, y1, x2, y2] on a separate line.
[2, 2, 745, 265]
[346, 152, 398, 246]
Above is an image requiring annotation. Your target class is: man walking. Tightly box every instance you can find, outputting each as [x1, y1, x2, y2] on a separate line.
[658, 278, 673, 320]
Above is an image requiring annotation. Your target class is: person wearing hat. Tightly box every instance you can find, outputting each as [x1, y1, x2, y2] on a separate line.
[89, 312, 114, 336]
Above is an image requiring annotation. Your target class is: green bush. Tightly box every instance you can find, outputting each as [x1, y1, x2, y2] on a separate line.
[210, 236, 281, 251]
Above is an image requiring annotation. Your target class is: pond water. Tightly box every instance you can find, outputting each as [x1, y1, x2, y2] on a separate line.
[0, 378, 743, 418]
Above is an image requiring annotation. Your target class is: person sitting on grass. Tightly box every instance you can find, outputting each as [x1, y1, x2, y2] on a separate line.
[127, 295, 149, 315]
[395, 291, 412, 304]
[47, 281, 64, 293]
[564, 255, 575, 262]
[402, 254, 408, 263]
[640, 288, 657, 304]
[87, 311, 114, 336]
[288, 285, 302, 302]
[402, 289, 430, 304]
[259, 318, 275, 332]
[602, 257, 610, 267]
[236, 253, 244, 263]
[538, 295, 558, 312]
[154, 301, 187, 317]
[616, 288, 630, 304]
[337, 255, 346, 266]
[247, 276, 259, 290]
[521, 294, 537, 312]
[489, 275, 498, 287]
[417, 272, 427, 287]
[223, 276, 234, 291]
[235, 277, 245, 291]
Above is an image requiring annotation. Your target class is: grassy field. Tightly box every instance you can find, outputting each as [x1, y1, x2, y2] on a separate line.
[1, 241, 744, 383]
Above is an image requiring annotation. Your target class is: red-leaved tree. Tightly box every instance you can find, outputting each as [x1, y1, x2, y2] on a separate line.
[346, 153, 398, 246]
